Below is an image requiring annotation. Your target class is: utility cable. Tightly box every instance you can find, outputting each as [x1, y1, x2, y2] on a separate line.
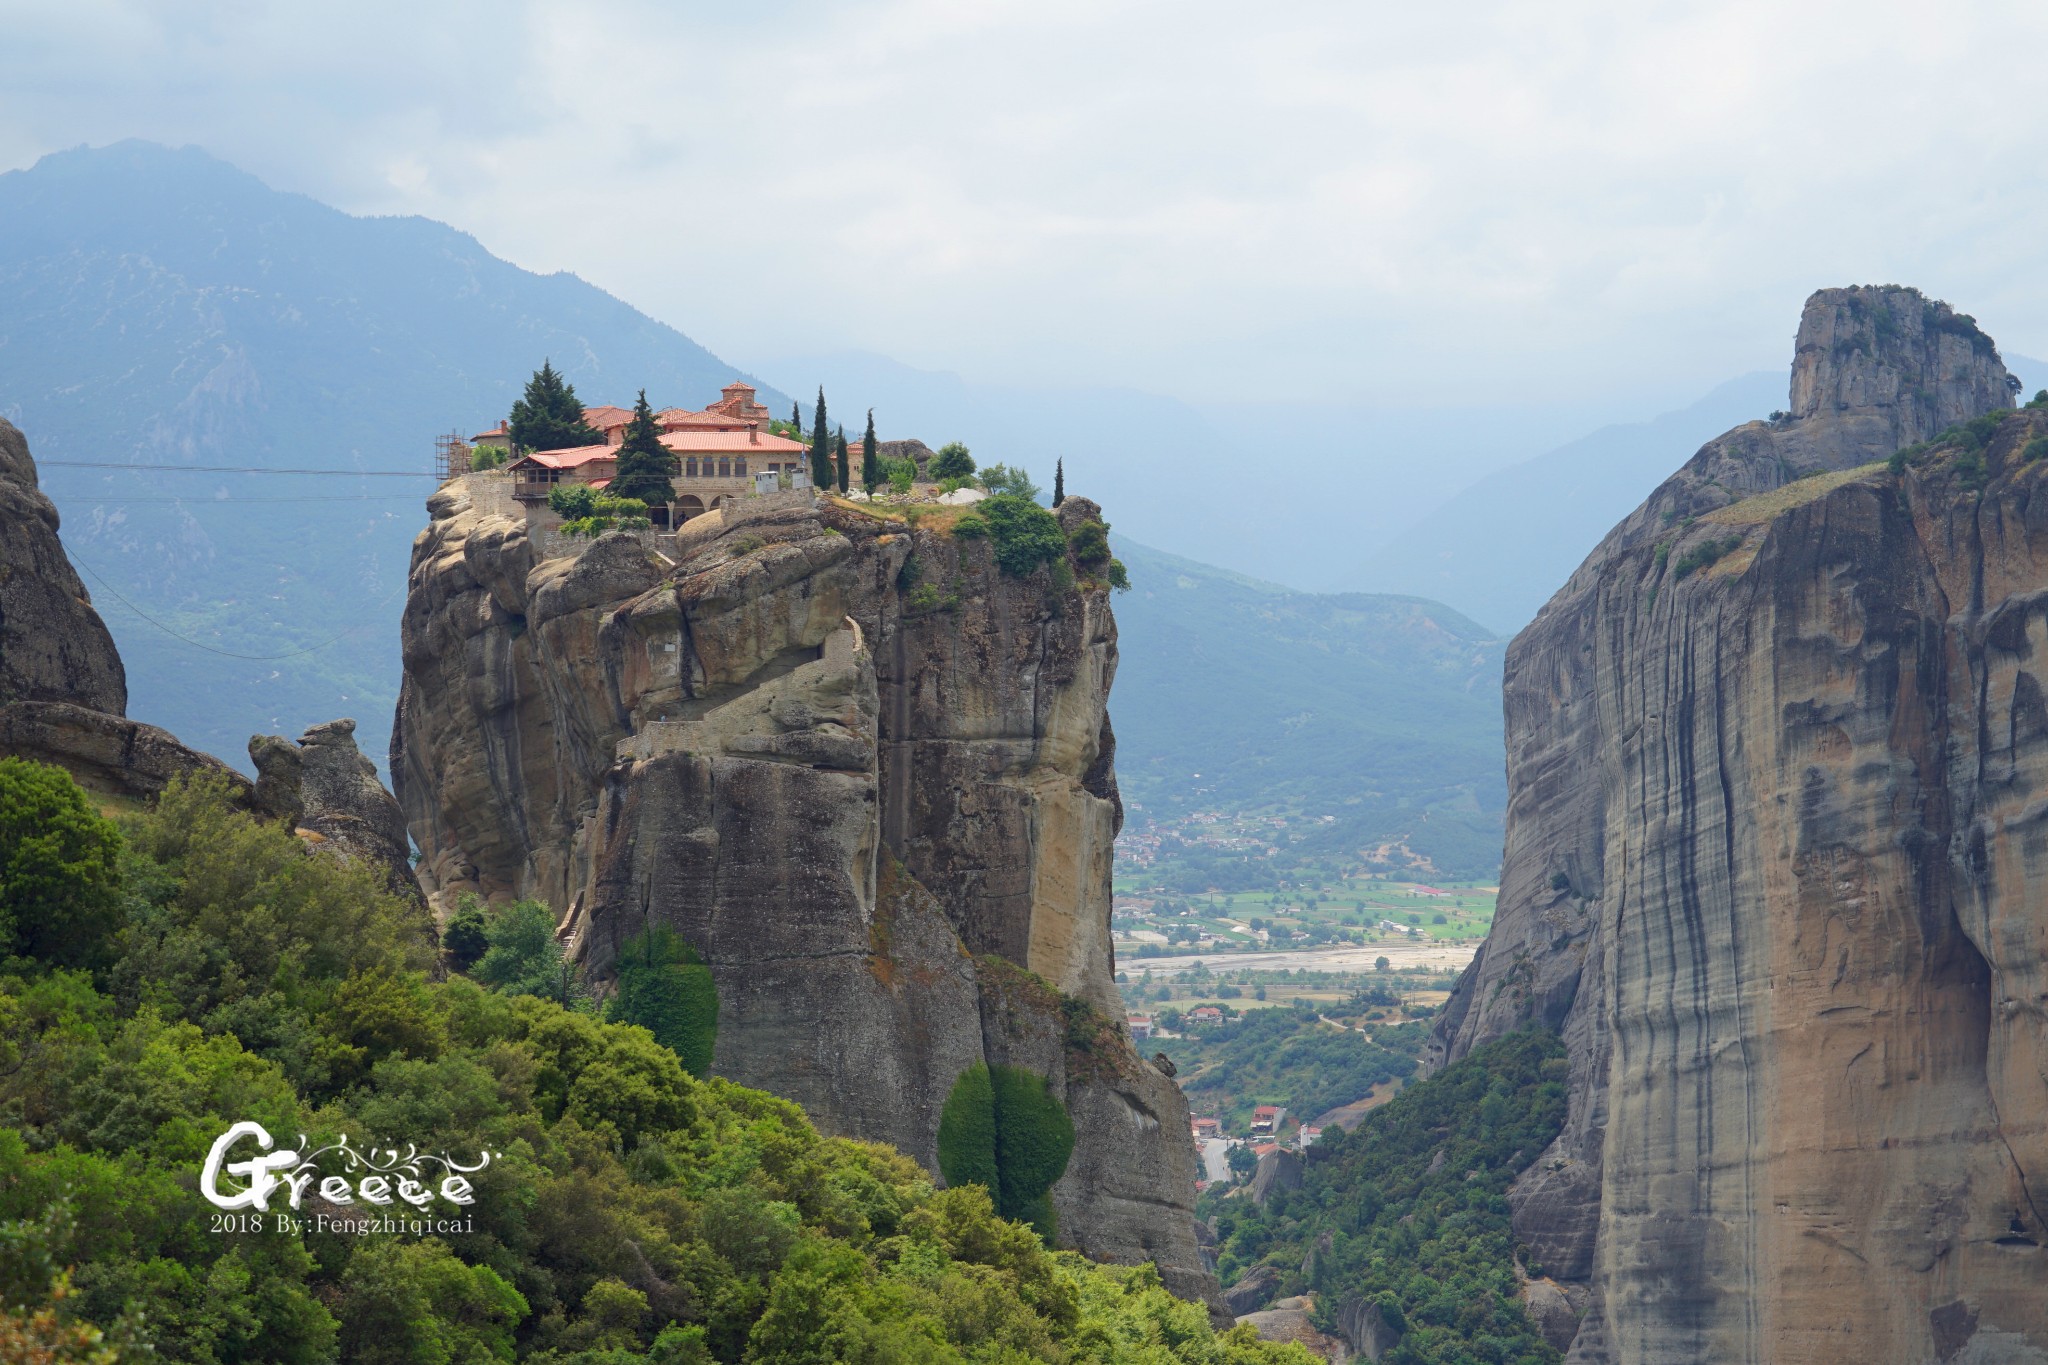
[41, 460, 436, 477]
[65, 550, 407, 662]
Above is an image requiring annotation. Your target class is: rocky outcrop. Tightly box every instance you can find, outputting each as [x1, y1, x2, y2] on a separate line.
[1238, 1297, 1347, 1362]
[250, 720, 424, 904]
[0, 418, 125, 714]
[0, 701, 250, 804]
[1431, 286, 2047, 1361]
[393, 480, 1220, 1313]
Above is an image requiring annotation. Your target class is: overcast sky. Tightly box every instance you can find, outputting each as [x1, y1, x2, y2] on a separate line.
[3, 0, 2045, 416]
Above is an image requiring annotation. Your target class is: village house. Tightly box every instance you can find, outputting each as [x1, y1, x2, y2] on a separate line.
[1191, 1116, 1222, 1140]
[1127, 1013, 1153, 1040]
[496, 382, 808, 529]
[1250, 1104, 1286, 1136]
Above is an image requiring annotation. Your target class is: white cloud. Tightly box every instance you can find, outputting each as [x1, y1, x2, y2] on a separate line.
[2, 0, 2045, 408]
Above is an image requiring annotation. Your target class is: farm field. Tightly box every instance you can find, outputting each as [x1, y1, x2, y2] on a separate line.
[1111, 870, 1497, 966]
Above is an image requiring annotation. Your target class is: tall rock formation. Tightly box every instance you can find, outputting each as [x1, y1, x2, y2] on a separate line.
[393, 479, 1220, 1313]
[0, 416, 124, 713]
[0, 413, 254, 805]
[1433, 286, 2046, 1363]
[250, 719, 426, 904]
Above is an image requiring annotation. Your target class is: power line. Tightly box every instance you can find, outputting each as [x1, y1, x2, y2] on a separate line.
[42, 460, 436, 477]
[56, 495, 428, 505]
[65, 550, 407, 662]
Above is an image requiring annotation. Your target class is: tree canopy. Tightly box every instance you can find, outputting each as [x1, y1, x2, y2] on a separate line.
[0, 762, 1315, 1365]
[607, 390, 675, 507]
[508, 361, 602, 453]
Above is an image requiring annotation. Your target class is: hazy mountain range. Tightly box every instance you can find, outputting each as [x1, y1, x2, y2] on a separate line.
[12, 139, 2015, 880]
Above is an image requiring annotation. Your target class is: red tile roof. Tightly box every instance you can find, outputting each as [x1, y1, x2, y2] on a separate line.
[659, 431, 805, 455]
[512, 445, 618, 471]
[579, 405, 634, 430]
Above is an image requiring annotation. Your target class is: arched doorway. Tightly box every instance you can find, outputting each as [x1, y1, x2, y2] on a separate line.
[676, 495, 706, 522]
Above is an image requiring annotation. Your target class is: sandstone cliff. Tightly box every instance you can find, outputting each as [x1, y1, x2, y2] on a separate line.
[1432, 286, 2046, 1362]
[392, 479, 1219, 1312]
[0, 417, 125, 714]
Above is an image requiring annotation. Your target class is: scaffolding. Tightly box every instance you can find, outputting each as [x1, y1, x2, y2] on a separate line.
[433, 431, 471, 482]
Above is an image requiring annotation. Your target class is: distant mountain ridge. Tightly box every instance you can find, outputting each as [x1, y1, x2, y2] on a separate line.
[1110, 538, 1506, 879]
[0, 139, 787, 768]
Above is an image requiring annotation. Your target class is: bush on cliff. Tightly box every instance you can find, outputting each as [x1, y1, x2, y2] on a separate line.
[979, 495, 1067, 577]
[0, 762, 1312, 1365]
[937, 1063, 1077, 1239]
[930, 442, 975, 480]
[606, 926, 718, 1078]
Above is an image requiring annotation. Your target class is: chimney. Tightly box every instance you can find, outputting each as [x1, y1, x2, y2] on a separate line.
[749, 423, 758, 444]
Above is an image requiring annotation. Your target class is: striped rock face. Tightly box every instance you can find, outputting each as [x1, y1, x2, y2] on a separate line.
[1433, 287, 2048, 1364]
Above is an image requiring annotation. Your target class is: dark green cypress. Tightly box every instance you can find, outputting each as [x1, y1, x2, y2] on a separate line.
[809, 388, 833, 488]
[861, 410, 881, 493]
[835, 426, 851, 494]
[608, 389, 675, 508]
[1053, 459, 1065, 507]
[791, 401, 803, 436]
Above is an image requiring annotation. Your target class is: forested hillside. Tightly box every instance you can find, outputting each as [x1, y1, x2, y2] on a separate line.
[0, 758, 1311, 1364]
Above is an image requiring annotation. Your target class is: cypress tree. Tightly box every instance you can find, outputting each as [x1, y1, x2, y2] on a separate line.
[835, 426, 851, 494]
[809, 388, 833, 488]
[861, 409, 881, 493]
[509, 360, 603, 453]
[609, 390, 675, 508]
[791, 401, 803, 436]
[1053, 459, 1065, 507]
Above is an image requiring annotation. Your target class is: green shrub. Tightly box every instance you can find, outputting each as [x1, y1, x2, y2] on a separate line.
[468, 444, 508, 471]
[473, 899, 588, 1007]
[978, 464, 1041, 501]
[1672, 535, 1744, 580]
[0, 759, 123, 969]
[1067, 519, 1111, 567]
[606, 925, 718, 1077]
[2023, 435, 2048, 463]
[937, 1063, 1076, 1239]
[1955, 447, 1989, 490]
[951, 512, 988, 539]
[441, 896, 490, 973]
[2028, 390, 2048, 410]
[1106, 558, 1131, 593]
[981, 495, 1067, 577]
[930, 442, 976, 480]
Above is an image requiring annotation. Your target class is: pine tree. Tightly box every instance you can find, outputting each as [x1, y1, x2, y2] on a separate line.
[609, 390, 675, 508]
[835, 426, 851, 494]
[1053, 459, 1065, 507]
[809, 388, 833, 488]
[861, 410, 881, 493]
[509, 360, 603, 453]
